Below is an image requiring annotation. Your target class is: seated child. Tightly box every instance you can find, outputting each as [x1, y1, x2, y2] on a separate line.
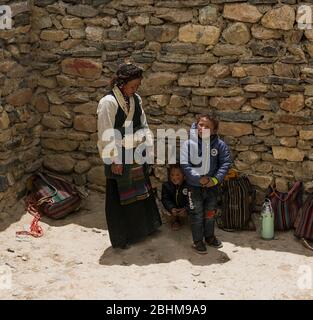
[181, 113, 232, 254]
[161, 164, 189, 231]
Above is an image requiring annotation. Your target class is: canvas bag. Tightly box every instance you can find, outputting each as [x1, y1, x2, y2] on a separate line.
[27, 172, 83, 219]
[216, 175, 256, 231]
[294, 194, 313, 250]
[267, 181, 303, 231]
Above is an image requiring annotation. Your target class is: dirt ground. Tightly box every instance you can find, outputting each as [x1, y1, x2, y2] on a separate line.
[0, 191, 312, 300]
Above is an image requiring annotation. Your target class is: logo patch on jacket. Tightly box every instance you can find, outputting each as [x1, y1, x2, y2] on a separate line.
[211, 148, 218, 156]
[182, 188, 188, 195]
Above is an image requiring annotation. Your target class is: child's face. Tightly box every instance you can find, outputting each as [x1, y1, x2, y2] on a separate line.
[170, 168, 184, 186]
[197, 117, 216, 138]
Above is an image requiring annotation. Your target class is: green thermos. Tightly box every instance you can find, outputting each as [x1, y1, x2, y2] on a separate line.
[260, 198, 274, 240]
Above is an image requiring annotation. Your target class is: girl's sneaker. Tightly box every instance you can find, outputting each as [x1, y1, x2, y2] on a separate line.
[192, 240, 207, 254]
[205, 236, 223, 248]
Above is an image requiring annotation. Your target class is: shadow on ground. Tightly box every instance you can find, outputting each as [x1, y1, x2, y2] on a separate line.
[2, 191, 312, 268]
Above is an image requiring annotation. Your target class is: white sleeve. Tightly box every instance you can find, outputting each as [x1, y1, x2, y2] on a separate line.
[137, 95, 154, 147]
[97, 95, 120, 163]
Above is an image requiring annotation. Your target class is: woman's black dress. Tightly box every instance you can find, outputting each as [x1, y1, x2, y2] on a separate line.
[105, 92, 162, 248]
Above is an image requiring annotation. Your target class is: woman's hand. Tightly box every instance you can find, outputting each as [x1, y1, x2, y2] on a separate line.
[111, 163, 123, 175]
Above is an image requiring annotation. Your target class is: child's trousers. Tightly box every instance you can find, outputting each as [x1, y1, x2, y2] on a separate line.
[187, 185, 218, 243]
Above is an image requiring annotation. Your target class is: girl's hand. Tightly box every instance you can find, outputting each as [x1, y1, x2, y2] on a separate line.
[171, 208, 178, 216]
[111, 163, 123, 175]
[200, 176, 209, 186]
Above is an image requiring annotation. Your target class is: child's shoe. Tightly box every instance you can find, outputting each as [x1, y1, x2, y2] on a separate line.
[205, 236, 223, 248]
[192, 240, 207, 254]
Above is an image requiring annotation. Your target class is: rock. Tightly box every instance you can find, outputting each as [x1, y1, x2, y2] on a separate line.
[145, 25, 178, 42]
[192, 96, 209, 107]
[67, 5, 98, 18]
[250, 97, 271, 110]
[207, 64, 230, 78]
[87, 166, 106, 186]
[166, 95, 189, 116]
[280, 137, 297, 147]
[254, 162, 273, 174]
[274, 125, 297, 137]
[61, 16, 84, 29]
[248, 174, 273, 189]
[73, 102, 97, 115]
[272, 146, 305, 162]
[251, 25, 282, 40]
[178, 24, 220, 45]
[40, 30, 68, 42]
[42, 115, 72, 129]
[244, 65, 272, 77]
[74, 115, 97, 133]
[152, 62, 186, 73]
[306, 44, 313, 58]
[155, 8, 193, 23]
[212, 44, 249, 56]
[41, 139, 79, 152]
[261, 5, 295, 30]
[249, 41, 280, 57]
[32, 6, 53, 30]
[244, 84, 268, 92]
[178, 75, 200, 87]
[154, 166, 168, 182]
[74, 161, 91, 174]
[280, 94, 304, 113]
[0, 111, 10, 130]
[61, 58, 102, 79]
[299, 130, 313, 140]
[193, 87, 243, 97]
[199, 5, 218, 25]
[128, 14, 150, 26]
[232, 67, 246, 78]
[273, 62, 299, 78]
[162, 43, 205, 55]
[238, 151, 260, 164]
[43, 155, 75, 174]
[275, 177, 289, 193]
[142, 72, 177, 87]
[219, 122, 253, 137]
[86, 26, 103, 42]
[209, 96, 246, 110]
[223, 3, 262, 23]
[305, 30, 313, 42]
[127, 26, 145, 41]
[7, 89, 32, 107]
[223, 23, 250, 45]
[305, 85, 313, 96]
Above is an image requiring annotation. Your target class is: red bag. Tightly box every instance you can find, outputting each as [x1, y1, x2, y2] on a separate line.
[16, 173, 84, 237]
[267, 181, 303, 231]
[294, 194, 313, 250]
[28, 172, 83, 219]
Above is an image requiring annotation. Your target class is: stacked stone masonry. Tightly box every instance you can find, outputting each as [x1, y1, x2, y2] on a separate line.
[1, 0, 313, 210]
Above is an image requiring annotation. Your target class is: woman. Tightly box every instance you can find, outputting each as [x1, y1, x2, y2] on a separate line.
[97, 63, 162, 249]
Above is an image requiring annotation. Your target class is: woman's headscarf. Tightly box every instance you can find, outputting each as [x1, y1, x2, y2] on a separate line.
[110, 63, 143, 88]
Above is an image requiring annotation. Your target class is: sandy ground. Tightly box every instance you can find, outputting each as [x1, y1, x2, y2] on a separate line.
[0, 190, 312, 300]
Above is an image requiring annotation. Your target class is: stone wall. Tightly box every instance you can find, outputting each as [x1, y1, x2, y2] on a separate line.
[0, 0, 40, 211]
[1, 0, 313, 210]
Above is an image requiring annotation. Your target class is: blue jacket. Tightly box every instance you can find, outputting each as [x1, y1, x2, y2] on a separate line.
[180, 123, 232, 187]
[161, 180, 189, 213]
